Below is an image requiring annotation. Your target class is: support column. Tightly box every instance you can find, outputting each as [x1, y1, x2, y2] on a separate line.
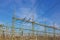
[11, 16, 15, 40]
[53, 23, 56, 40]
[32, 22, 34, 36]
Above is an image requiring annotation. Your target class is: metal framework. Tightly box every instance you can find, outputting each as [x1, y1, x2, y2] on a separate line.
[0, 16, 60, 40]
[11, 16, 60, 40]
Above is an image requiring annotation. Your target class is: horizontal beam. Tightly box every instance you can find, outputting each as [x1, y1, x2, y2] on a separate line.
[2, 27, 60, 36]
[14, 17, 60, 30]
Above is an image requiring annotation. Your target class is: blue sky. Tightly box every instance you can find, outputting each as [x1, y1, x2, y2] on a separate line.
[0, 0, 60, 27]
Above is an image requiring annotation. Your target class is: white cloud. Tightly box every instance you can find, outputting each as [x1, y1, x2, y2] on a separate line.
[16, 8, 38, 21]
[0, 21, 4, 24]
